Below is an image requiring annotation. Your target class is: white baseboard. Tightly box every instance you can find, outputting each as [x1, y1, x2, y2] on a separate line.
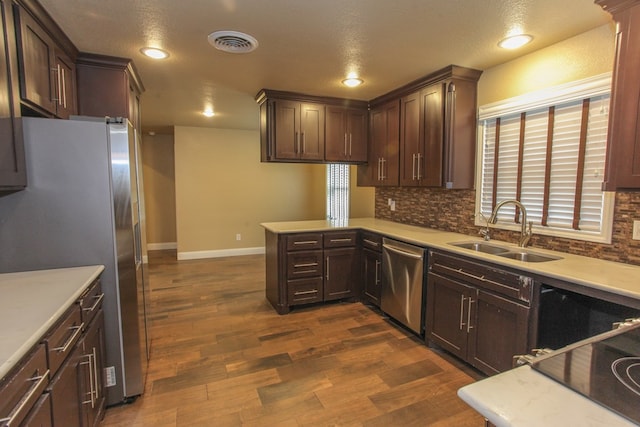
[147, 242, 178, 251]
[177, 246, 265, 261]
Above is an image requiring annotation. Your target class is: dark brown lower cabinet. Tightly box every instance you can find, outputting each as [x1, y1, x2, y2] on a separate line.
[362, 247, 382, 306]
[47, 309, 105, 427]
[425, 250, 532, 375]
[324, 247, 358, 301]
[22, 392, 53, 426]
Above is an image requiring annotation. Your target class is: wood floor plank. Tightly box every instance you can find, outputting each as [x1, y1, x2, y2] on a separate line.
[100, 251, 485, 426]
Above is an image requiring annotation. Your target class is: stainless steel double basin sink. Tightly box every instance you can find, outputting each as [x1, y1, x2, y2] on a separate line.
[449, 241, 562, 263]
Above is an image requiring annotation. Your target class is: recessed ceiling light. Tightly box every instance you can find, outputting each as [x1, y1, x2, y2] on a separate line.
[140, 47, 169, 59]
[342, 77, 363, 88]
[203, 108, 215, 117]
[498, 34, 533, 50]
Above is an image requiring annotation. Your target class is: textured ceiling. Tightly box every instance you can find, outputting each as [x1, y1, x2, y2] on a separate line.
[38, 0, 612, 133]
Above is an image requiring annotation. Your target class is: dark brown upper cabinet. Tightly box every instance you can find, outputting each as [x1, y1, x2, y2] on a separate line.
[597, 0, 640, 190]
[0, 0, 25, 192]
[325, 105, 367, 163]
[14, 0, 78, 119]
[256, 89, 368, 164]
[397, 66, 482, 189]
[357, 99, 400, 186]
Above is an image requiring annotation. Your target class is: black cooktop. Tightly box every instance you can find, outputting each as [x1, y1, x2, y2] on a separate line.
[532, 322, 640, 425]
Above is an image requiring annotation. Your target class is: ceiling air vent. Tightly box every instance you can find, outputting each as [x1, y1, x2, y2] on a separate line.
[207, 31, 259, 53]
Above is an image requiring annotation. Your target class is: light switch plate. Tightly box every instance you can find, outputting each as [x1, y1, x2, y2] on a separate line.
[633, 221, 640, 240]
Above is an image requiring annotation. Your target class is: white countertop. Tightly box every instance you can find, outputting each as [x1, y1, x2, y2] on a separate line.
[261, 218, 640, 303]
[457, 365, 637, 426]
[0, 265, 104, 380]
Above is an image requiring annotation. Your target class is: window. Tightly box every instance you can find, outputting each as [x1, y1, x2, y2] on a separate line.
[327, 163, 349, 221]
[476, 73, 615, 243]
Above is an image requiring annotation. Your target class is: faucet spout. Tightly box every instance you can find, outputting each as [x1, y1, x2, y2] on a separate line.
[488, 200, 533, 247]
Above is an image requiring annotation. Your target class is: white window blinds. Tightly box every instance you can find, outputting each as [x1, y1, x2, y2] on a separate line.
[477, 74, 614, 243]
[327, 164, 349, 220]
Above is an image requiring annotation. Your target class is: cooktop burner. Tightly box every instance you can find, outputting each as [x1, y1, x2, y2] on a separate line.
[532, 322, 640, 425]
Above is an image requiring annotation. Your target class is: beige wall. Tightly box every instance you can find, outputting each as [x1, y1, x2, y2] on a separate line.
[478, 24, 615, 105]
[174, 126, 328, 257]
[350, 165, 375, 217]
[141, 133, 177, 247]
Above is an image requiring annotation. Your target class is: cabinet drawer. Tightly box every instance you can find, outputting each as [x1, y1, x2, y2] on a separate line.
[429, 251, 534, 304]
[286, 233, 323, 251]
[287, 277, 323, 304]
[361, 232, 382, 252]
[287, 250, 323, 279]
[44, 304, 83, 376]
[324, 231, 357, 248]
[79, 279, 104, 327]
[0, 344, 49, 427]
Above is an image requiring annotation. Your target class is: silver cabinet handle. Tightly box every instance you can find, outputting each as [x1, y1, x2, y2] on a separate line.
[294, 290, 318, 296]
[459, 295, 466, 330]
[412, 153, 417, 180]
[294, 132, 299, 153]
[81, 354, 96, 407]
[326, 257, 330, 281]
[61, 66, 67, 108]
[416, 153, 422, 180]
[377, 158, 382, 181]
[53, 323, 84, 353]
[349, 133, 352, 156]
[382, 158, 387, 180]
[82, 293, 104, 313]
[301, 132, 306, 153]
[467, 298, 474, 332]
[293, 240, 318, 245]
[0, 369, 50, 426]
[293, 262, 318, 268]
[329, 238, 352, 243]
[344, 134, 348, 156]
[375, 260, 381, 284]
[92, 347, 99, 401]
[363, 239, 379, 247]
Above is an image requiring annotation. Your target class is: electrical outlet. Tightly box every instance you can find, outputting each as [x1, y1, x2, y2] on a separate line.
[105, 366, 116, 387]
[236, 233, 241, 241]
[390, 200, 396, 211]
[633, 221, 640, 240]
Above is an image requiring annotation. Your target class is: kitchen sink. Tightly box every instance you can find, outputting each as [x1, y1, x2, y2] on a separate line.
[450, 241, 510, 255]
[497, 251, 562, 263]
[449, 241, 562, 263]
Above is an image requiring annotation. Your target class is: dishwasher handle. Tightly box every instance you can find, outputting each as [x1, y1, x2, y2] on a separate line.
[382, 243, 423, 259]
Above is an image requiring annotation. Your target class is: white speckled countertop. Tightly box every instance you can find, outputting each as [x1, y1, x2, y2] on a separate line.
[261, 218, 640, 303]
[0, 265, 104, 380]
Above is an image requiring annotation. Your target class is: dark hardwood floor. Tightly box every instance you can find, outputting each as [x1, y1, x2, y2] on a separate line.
[101, 250, 485, 426]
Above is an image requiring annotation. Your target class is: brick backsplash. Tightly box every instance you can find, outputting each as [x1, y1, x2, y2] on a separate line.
[375, 187, 640, 266]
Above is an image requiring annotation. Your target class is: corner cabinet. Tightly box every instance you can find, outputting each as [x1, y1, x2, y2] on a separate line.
[357, 100, 400, 186]
[256, 89, 368, 164]
[265, 229, 360, 314]
[425, 250, 535, 375]
[597, 0, 640, 190]
[399, 66, 481, 189]
[0, 0, 25, 192]
[361, 231, 382, 306]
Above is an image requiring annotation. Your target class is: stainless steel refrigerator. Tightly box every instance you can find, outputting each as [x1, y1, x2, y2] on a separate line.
[0, 116, 150, 405]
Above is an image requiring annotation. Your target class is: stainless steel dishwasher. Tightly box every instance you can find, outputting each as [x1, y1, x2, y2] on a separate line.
[381, 237, 426, 335]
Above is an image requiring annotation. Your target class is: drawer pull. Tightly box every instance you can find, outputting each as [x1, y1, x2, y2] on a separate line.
[363, 239, 380, 247]
[329, 238, 352, 243]
[53, 324, 84, 353]
[0, 369, 50, 426]
[294, 290, 318, 296]
[293, 262, 318, 268]
[292, 270, 317, 275]
[82, 293, 105, 312]
[293, 240, 318, 245]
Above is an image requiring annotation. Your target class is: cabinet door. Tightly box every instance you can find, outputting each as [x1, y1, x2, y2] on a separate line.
[347, 108, 367, 162]
[425, 272, 473, 360]
[80, 311, 106, 427]
[15, 6, 56, 115]
[48, 343, 83, 427]
[325, 106, 348, 161]
[421, 83, 444, 187]
[358, 100, 399, 186]
[273, 99, 299, 160]
[299, 102, 324, 160]
[53, 49, 76, 119]
[324, 247, 358, 301]
[362, 248, 381, 306]
[22, 393, 52, 427]
[0, 0, 26, 190]
[399, 91, 421, 186]
[468, 289, 529, 375]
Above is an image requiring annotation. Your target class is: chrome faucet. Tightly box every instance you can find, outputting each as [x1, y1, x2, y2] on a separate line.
[488, 200, 533, 247]
[476, 212, 491, 241]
